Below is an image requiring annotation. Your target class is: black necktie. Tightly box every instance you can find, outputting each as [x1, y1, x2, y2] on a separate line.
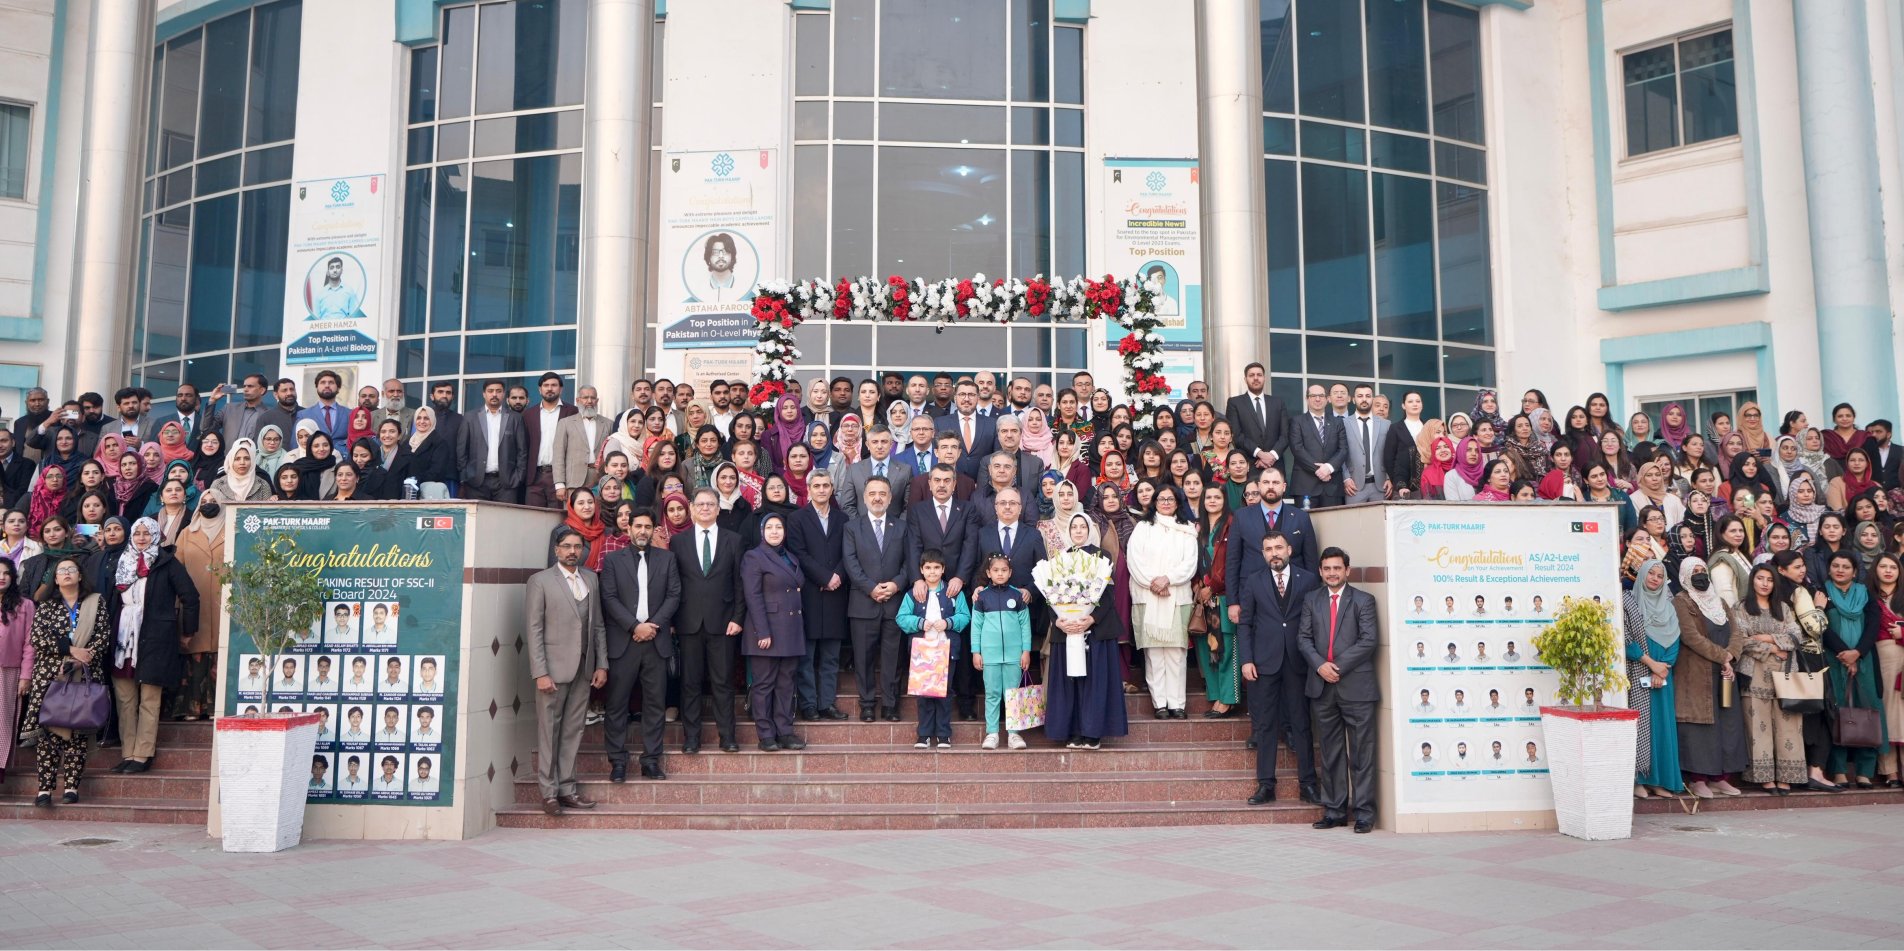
[1361, 418, 1373, 480]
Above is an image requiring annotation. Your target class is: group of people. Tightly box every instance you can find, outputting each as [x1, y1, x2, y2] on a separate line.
[4, 364, 1900, 824]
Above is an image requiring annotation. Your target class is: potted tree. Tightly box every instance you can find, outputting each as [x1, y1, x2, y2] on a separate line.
[215, 532, 328, 852]
[1530, 596, 1637, 840]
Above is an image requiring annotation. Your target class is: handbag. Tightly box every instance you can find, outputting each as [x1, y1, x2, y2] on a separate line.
[906, 635, 950, 698]
[1830, 671, 1883, 748]
[1004, 672, 1046, 732]
[39, 660, 111, 733]
[1187, 600, 1209, 636]
[1770, 655, 1826, 715]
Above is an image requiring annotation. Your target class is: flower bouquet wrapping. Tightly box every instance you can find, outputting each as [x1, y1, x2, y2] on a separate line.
[1033, 549, 1113, 624]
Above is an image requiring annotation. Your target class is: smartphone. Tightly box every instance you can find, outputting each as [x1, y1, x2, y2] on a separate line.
[76, 523, 99, 537]
[1636, 673, 1653, 689]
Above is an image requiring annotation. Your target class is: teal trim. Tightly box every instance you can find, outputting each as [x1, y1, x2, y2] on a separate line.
[1599, 321, 1777, 417]
[0, 317, 44, 343]
[1595, 266, 1769, 312]
[1586, 0, 1770, 310]
[1468, 0, 1532, 10]
[27, 0, 64, 322]
[155, 0, 254, 42]
[0, 364, 41, 390]
[789, 0, 831, 9]
[1054, 0, 1091, 23]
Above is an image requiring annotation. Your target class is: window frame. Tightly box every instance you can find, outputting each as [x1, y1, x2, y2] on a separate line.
[0, 99, 33, 202]
[1619, 24, 1739, 160]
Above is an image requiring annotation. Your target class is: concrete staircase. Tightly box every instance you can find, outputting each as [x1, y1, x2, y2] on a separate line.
[0, 719, 211, 825]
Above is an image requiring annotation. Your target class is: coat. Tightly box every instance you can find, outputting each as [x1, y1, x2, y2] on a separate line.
[667, 523, 745, 635]
[837, 457, 913, 521]
[173, 518, 226, 654]
[741, 547, 807, 658]
[1289, 411, 1350, 500]
[1224, 391, 1291, 472]
[456, 407, 530, 487]
[524, 565, 608, 684]
[106, 545, 202, 688]
[1672, 595, 1735, 725]
[1297, 584, 1379, 701]
[1225, 502, 1319, 597]
[786, 504, 850, 640]
[842, 512, 911, 620]
[599, 543, 681, 660]
[1236, 564, 1318, 676]
[905, 495, 981, 589]
[552, 413, 610, 493]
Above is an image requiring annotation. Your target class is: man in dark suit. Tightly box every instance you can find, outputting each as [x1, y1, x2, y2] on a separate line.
[935, 380, 996, 470]
[1227, 467, 1320, 614]
[457, 380, 529, 502]
[667, 487, 746, 753]
[1298, 547, 1380, 833]
[907, 432, 977, 505]
[786, 470, 851, 720]
[523, 371, 578, 510]
[842, 476, 911, 721]
[1867, 419, 1902, 490]
[983, 488, 1042, 599]
[164, 383, 224, 448]
[599, 508, 681, 782]
[907, 463, 982, 718]
[1235, 530, 1319, 806]
[0, 430, 32, 511]
[838, 424, 912, 519]
[1289, 383, 1349, 509]
[893, 413, 940, 479]
[1225, 361, 1289, 475]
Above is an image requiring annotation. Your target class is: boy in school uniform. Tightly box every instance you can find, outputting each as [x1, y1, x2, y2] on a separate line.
[970, 553, 1033, 750]
[894, 549, 969, 749]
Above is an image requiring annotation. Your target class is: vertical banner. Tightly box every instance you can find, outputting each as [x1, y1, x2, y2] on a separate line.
[282, 174, 385, 365]
[226, 507, 465, 806]
[1384, 504, 1622, 816]
[1102, 158, 1202, 363]
[658, 148, 779, 351]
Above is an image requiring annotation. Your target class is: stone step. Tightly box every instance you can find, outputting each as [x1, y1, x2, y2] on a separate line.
[0, 795, 208, 825]
[493, 798, 1322, 830]
[543, 740, 1266, 777]
[10, 744, 213, 773]
[1633, 784, 1904, 814]
[632, 690, 1226, 721]
[1, 768, 208, 802]
[510, 768, 1297, 806]
[583, 713, 1252, 746]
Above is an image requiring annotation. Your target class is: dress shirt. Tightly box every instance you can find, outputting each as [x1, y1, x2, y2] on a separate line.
[560, 564, 586, 601]
[482, 409, 503, 473]
[537, 404, 561, 466]
[997, 520, 1020, 552]
[633, 546, 650, 622]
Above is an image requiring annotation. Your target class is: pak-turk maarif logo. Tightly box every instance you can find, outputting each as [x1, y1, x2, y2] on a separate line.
[329, 180, 350, 203]
[711, 152, 736, 177]
[1145, 170, 1166, 192]
[1409, 521, 1428, 538]
[242, 514, 262, 534]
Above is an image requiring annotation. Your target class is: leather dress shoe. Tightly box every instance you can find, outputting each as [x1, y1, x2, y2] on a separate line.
[882, 706, 901, 722]
[123, 760, 150, 773]
[1246, 738, 1258, 750]
[609, 763, 628, 783]
[780, 735, 807, 750]
[1312, 816, 1346, 830]
[640, 762, 668, 780]
[1154, 708, 1170, 720]
[109, 759, 133, 773]
[759, 738, 781, 752]
[682, 740, 701, 755]
[542, 797, 564, 817]
[557, 794, 597, 810]
[721, 739, 741, 753]
[820, 707, 849, 720]
[860, 706, 876, 722]
[1353, 820, 1374, 834]
[798, 708, 819, 722]
[1247, 783, 1276, 806]
[1203, 706, 1237, 719]
[1299, 783, 1320, 805]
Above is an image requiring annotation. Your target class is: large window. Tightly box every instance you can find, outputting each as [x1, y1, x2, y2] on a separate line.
[131, 0, 302, 398]
[0, 102, 30, 200]
[398, 0, 593, 409]
[1623, 28, 1737, 157]
[1260, 0, 1492, 420]
[787, 0, 1088, 386]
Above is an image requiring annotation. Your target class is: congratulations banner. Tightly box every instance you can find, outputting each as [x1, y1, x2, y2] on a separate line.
[225, 507, 465, 807]
[658, 148, 779, 350]
[1101, 158, 1201, 354]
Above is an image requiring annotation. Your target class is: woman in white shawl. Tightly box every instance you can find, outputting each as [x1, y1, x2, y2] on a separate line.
[278, 418, 320, 467]
[1126, 482, 1200, 719]
[208, 438, 270, 502]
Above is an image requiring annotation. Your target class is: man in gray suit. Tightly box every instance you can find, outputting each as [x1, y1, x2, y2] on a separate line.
[1298, 546, 1380, 833]
[552, 386, 609, 504]
[457, 379, 530, 502]
[526, 529, 609, 816]
[837, 424, 911, 520]
[1343, 383, 1391, 504]
[1289, 383, 1349, 509]
[842, 476, 912, 722]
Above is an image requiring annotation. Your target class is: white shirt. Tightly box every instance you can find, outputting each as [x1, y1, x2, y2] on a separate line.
[710, 411, 735, 439]
[537, 405, 561, 466]
[559, 565, 587, 601]
[482, 409, 503, 473]
[692, 524, 719, 568]
[997, 520, 1021, 551]
[633, 546, 650, 622]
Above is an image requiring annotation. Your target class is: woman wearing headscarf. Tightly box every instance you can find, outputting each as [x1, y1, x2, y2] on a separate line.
[26, 465, 66, 537]
[1817, 550, 1887, 787]
[253, 424, 288, 478]
[779, 444, 813, 508]
[190, 430, 226, 490]
[1783, 472, 1827, 546]
[1021, 409, 1057, 469]
[801, 420, 835, 473]
[1419, 436, 1456, 500]
[1850, 519, 1887, 576]
[154, 421, 195, 471]
[826, 415, 864, 485]
[685, 424, 726, 490]
[555, 489, 607, 570]
[1041, 512, 1129, 750]
[171, 493, 226, 721]
[1446, 437, 1485, 502]
[1828, 445, 1881, 512]
[104, 516, 198, 774]
[110, 451, 158, 522]
[91, 433, 127, 477]
[37, 425, 87, 483]
[1052, 430, 1092, 493]
[1128, 483, 1198, 721]
[289, 430, 339, 501]
[1624, 558, 1684, 797]
[1039, 478, 1088, 556]
[146, 475, 195, 547]
[1657, 402, 1694, 453]
[1194, 485, 1239, 717]
[1734, 401, 1771, 457]
[1469, 389, 1507, 451]
[673, 400, 713, 460]
[1672, 557, 1748, 798]
[1724, 452, 1779, 509]
[655, 490, 692, 550]
[741, 512, 807, 752]
[406, 406, 454, 499]
[1501, 413, 1550, 481]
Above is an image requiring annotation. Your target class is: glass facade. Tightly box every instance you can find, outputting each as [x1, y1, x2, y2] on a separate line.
[788, 0, 1089, 387]
[131, 0, 302, 397]
[398, 0, 598, 410]
[1261, 0, 1492, 420]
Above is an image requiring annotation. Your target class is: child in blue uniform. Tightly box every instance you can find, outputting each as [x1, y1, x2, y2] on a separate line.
[970, 553, 1033, 750]
[895, 549, 969, 748]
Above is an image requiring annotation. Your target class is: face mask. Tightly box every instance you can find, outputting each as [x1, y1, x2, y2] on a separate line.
[198, 502, 221, 520]
[1690, 571, 1710, 592]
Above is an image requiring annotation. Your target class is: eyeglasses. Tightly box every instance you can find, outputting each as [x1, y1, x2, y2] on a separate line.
[1743, 411, 1760, 417]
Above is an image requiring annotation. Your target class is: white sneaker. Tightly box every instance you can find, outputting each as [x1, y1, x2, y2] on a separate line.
[981, 733, 1000, 749]
[937, 738, 953, 749]
[1007, 732, 1027, 750]
[914, 739, 930, 749]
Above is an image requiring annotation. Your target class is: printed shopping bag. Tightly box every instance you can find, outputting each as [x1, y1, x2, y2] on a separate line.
[1005, 674, 1046, 731]
[907, 636, 950, 698]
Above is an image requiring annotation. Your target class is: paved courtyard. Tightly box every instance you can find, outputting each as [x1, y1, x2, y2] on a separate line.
[0, 806, 1900, 949]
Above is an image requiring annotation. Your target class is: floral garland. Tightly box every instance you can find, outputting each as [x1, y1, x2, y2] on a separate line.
[749, 273, 1169, 430]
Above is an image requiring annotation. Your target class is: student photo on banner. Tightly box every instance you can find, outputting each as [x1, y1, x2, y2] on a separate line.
[308, 752, 336, 796]
[321, 601, 360, 647]
[410, 655, 445, 698]
[361, 601, 400, 646]
[303, 252, 367, 320]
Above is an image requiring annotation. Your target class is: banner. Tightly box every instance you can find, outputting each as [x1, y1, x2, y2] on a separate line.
[282, 174, 384, 365]
[659, 149, 778, 350]
[1102, 158, 1201, 353]
[225, 507, 465, 806]
[1385, 504, 1622, 814]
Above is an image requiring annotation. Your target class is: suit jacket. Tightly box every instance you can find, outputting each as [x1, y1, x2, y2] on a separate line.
[907, 469, 976, 505]
[525, 565, 610, 684]
[668, 523, 746, 634]
[1225, 502, 1319, 599]
[892, 444, 938, 479]
[599, 543, 682, 660]
[1874, 442, 1903, 491]
[552, 413, 608, 490]
[1235, 564, 1318, 676]
[457, 406, 530, 487]
[905, 496, 980, 588]
[786, 503, 850, 639]
[837, 456, 913, 521]
[935, 412, 996, 462]
[524, 402, 578, 470]
[1297, 584, 1381, 701]
[1225, 391, 1290, 471]
[842, 511, 912, 620]
[1289, 411, 1350, 500]
[1343, 414, 1391, 488]
[741, 547, 807, 657]
[979, 519, 1042, 593]
[220, 399, 273, 447]
[163, 407, 223, 448]
[296, 402, 353, 443]
[0, 452, 31, 511]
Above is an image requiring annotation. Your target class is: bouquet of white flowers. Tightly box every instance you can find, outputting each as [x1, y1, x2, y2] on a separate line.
[1033, 549, 1114, 623]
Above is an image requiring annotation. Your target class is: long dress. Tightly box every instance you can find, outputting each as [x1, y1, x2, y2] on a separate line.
[1196, 519, 1239, 705]
[1624, 590, 1683, 789]
[1672, 599, 1750, 777]
[1043, 550, 1130, 743]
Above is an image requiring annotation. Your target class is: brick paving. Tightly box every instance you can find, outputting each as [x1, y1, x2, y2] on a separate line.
[1, 806, 1901, 949]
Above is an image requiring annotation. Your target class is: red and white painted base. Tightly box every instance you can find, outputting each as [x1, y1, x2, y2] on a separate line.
[215, 712, 321, 852]
[1540, 706, 1640, 841]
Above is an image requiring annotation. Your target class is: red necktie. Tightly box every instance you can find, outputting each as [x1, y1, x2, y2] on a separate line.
[324, 405, 334, 431]
[1327, 592, 1340, 662]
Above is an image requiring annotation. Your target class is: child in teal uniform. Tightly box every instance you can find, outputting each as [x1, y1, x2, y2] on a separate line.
[970, 553, 1033, 750]
[895, 549, 970, 749]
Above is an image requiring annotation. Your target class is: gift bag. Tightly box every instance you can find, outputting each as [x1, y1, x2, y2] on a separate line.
[907, 636, 950, 698]
[1005, 673, 1046, 731]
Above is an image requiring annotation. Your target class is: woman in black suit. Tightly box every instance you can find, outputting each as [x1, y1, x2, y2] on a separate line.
[372, 419, 417, 499]
[741, 512, 806, 752]
[406, 406, 456, 499]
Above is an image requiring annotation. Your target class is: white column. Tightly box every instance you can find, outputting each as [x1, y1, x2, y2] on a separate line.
[579, 0, 656, 401]
[1194, 0, 1269, 399]
[67, 0, 154, 395]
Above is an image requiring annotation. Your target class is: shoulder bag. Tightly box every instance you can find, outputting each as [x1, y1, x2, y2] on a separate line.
[1830, 668, 1883, 748]
[1770, 652, 1826, 715]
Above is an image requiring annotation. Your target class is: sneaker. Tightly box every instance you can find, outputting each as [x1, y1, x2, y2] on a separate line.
[1065, 737, 1083, 749]
[936, 738, 952, 749]
[914, 739, 930, 749]
[981, 733, 1000, 749]
[1081, 738, 1102, 750]
[1007, 732, 1027, 750]
[584, 710, 605, 726]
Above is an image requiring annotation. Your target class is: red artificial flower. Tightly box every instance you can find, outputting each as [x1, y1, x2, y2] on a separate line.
[887, 275, 912, 321]
[1026, 278, 1050, 317]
